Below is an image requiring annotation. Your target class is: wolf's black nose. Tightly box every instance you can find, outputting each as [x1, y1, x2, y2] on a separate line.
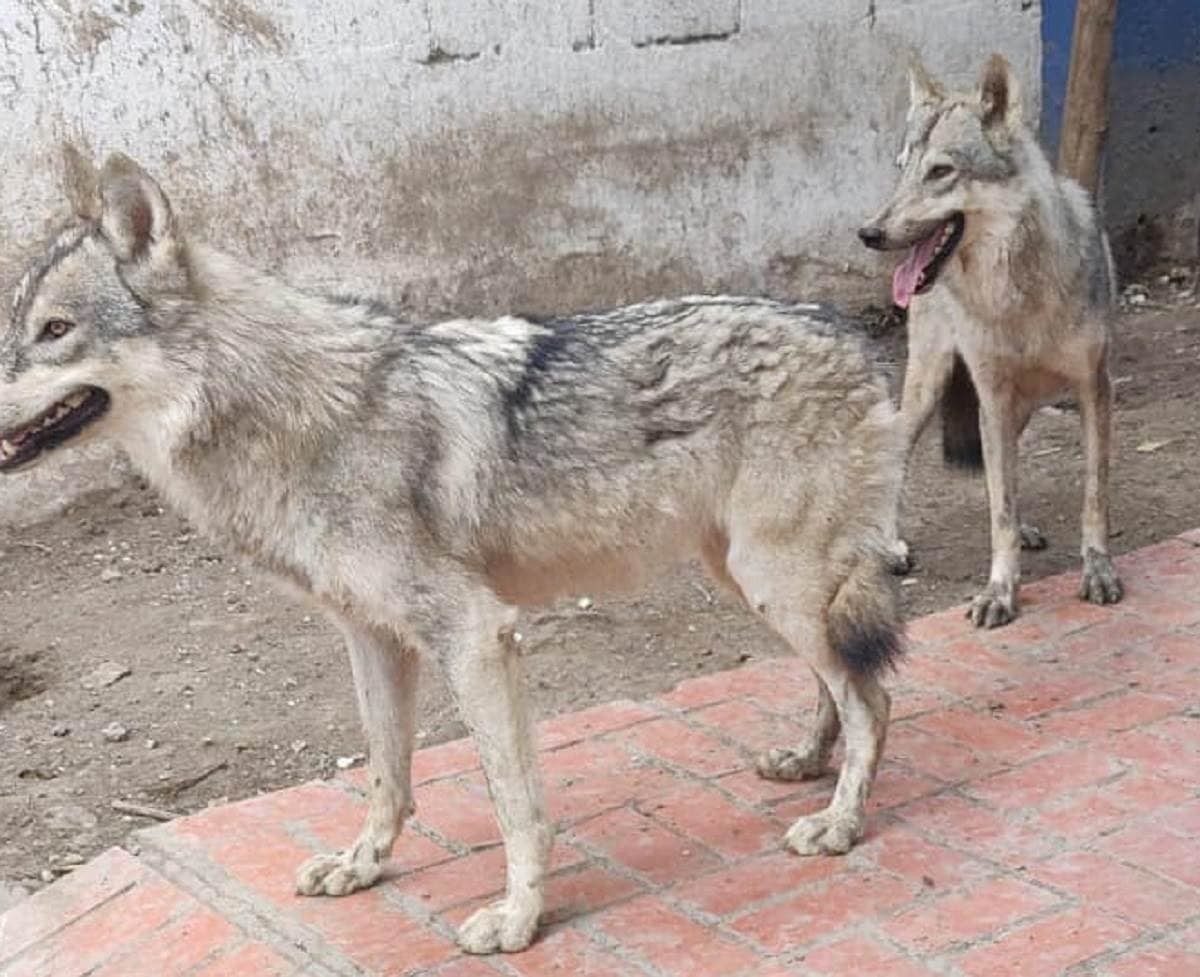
[858, 226, 886, 249]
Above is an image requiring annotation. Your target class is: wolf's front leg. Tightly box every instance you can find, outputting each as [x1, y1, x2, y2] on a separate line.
[296, 621, 419, 896]
[438, 599, 553, 954]
[969, 391, 1024, 627]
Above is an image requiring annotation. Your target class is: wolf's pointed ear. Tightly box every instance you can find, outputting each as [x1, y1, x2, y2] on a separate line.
[978, 53, 1023, 135]
[96, 154, 181, 266]
[62, 144, 101, 220]
[908, 57, 943, 106]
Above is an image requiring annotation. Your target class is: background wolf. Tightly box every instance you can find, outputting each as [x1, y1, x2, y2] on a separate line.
[859, 54, 1123, 628]
[0, 153, 904, 954]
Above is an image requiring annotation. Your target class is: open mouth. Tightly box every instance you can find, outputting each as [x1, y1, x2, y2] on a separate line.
[892, 212, 965, 308]
[0, 387, 111, 472]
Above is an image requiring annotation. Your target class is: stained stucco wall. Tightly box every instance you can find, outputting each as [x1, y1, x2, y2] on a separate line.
[0, 0, 1042, 525]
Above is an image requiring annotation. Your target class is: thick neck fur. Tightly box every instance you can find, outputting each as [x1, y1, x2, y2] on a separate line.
[113, 246, 395, 564]
[948, 131, 1095, 324]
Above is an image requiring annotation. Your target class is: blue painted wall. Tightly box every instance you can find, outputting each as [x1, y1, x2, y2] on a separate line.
[1041, 0, 1200, 265]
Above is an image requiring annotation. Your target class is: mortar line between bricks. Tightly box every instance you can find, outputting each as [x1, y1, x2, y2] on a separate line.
[839, 920, 965, 977]
[554, 821, 790, 965]
[1074, 831, 1200, 896]
[562, 819, 809, 967]
[1054, 915, 1200, 977]
[0, 881, 196, 973]
[569, 914, 681, 977]
[0, 876, 140, 969]
[134, 838, 360, 977]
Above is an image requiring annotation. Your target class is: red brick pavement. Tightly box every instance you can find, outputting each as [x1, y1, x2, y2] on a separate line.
[3, 533, 1199, 976]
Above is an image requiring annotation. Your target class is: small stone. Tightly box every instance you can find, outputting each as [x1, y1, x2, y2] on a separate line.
[81, 661, 132, 691]
[335, 754, 365, 770]
[145, 738, 159, 750]
[101, 722, 130, 743]
[61, 853, 85, 866]
[576, 596, 594, 611]
[51, 723, 70, 737]
[290, 739, 308, 754]
[99, 568, 123, 583]
[202, 735, 215, 746]
[39, 869, 54, 884]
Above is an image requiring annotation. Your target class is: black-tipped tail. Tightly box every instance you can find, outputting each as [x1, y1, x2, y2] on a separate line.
[827, 553, 905, 677]
[941, 354, 983, 469]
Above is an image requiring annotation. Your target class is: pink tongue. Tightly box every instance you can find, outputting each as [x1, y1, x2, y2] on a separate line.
[891, 230, 943, 309]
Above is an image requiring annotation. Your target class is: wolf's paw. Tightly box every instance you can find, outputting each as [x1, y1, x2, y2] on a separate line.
[1080, 549, 1123, 605]
[968, 584, 1017, 629]
[757, 746, 829, 782]
[1019, 524, 1048, 551]
[783, 809, 863, 856]
[888, 540, 912, 578]
[295, 850, 382, 897]
[886, 538, 914, 575]
[457, 897, 542, 954]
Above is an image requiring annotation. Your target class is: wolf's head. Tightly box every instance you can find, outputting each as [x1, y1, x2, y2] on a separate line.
[0, 151, 194, 473]
[858, 54, 1027, 308]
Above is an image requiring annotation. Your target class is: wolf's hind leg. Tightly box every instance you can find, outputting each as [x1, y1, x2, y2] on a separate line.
[1077, 362, 1123, 605]
[757, 672, 841, 781]
[296, 621, 418, 897]
[728, 546, 890, 856]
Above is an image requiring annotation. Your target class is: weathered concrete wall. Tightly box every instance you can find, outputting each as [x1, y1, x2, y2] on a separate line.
[0, 0, 1042, 526]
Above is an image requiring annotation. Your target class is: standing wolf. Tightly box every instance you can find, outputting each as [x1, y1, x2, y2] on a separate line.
[858, 53, 1123, 628]
[0, 152, 905, 954]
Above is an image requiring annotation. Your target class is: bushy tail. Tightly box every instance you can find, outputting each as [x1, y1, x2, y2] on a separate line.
[827, 549, 904, 677]
[941, 354, 983, 469]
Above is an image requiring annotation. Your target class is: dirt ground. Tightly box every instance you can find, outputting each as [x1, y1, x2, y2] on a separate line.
[2, 287, 1199, 900]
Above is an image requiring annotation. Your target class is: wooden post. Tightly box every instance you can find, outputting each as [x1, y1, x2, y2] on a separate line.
[1057, 0, 1119, 193]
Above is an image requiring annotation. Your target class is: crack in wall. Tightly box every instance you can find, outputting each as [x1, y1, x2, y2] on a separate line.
[417, 45, 481, 66]
[633, 29, 738, 49]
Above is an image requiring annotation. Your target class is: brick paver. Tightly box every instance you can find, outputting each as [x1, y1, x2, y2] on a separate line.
[3, 532, 1199, 976]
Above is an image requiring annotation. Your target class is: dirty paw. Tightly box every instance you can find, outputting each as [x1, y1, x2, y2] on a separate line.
[1019, 524, 1048, 551]
[783, 809, 863, 856]
[457, 897, 542, 954]
[886, 538, 914, 575]
[967, 585, 1017, 628]
[757, 746, 828, 782]
[1080, 549, 1123, 605]
[295, 852, 381, 897]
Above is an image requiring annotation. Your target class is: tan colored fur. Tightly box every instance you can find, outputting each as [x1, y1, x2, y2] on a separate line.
[861, 54, 1122, 627]
[0, 153, 908, 954]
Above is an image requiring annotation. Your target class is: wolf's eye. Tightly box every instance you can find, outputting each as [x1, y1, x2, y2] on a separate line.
[925, 164, 956, 182]
[38, 319, 75, 342]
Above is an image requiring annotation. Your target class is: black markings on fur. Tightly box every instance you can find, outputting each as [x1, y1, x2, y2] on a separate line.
[941, 354, 984, 469]
[503, 319, 579, 443]
[9, 223, 93, 329]
[830, 619, 904, 676]
[828, 556, 904, 677]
